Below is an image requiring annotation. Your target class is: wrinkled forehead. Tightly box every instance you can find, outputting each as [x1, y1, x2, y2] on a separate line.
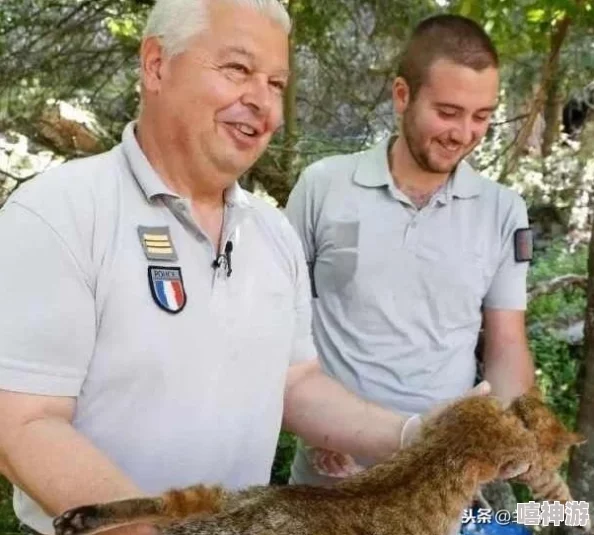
[194, 2, 290, 70]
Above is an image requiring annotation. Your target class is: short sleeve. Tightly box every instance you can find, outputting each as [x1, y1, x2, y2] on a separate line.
[0, 202, 96, 396]
[483, 194, 530, 311]
[285, 169, 316, 264]
[285, 168, 320, 300]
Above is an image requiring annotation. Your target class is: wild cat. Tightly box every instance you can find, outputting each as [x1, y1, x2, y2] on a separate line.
[54, 386, 586, 535]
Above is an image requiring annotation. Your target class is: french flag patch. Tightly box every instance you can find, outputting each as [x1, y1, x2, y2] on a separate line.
[148, 266, 187, 314]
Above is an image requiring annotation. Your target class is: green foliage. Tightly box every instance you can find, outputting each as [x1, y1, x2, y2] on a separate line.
[0, 476, 19, 534]
[529, 241, 588, 284]
[270, 431, 297, 485]
[449, 0, 594, 121]
[527, 240, 587, 428]
[0, 0, 148, 148]
[527, 241, 588, 327]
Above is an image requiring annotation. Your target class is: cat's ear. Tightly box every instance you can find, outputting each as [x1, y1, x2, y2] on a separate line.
[566, 431, 587, 446]
[510, 385, 542, 411]
[555, 431, 587, 454]
[508, 389, 536, 424]
[498, 461, 530, 480]
[526, 385, 544, 401]
[469, 459, 499, 483]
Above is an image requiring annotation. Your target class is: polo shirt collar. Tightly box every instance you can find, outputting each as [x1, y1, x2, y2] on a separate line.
[352, 134, 483, 201]
[121, 121, 251, 209]
[447, 159, 482, 200]
[352, 136, 394, 188]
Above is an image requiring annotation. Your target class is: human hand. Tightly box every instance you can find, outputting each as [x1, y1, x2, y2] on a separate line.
[400, 380, 492, 449]
[309, 381, 492, 478]
[309, 447, 366, 478]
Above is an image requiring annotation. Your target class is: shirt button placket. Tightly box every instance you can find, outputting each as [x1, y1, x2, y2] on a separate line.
[404, 214, 420, 250]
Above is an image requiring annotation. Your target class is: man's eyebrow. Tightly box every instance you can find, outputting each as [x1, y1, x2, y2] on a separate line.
[219, 45, 291, 77]
[271, 69, 291, 78]
[220, 45, 255, 59]
[435, 103, 498, 113]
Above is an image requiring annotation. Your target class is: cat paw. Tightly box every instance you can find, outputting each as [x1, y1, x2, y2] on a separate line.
[53, 505, 102, 535]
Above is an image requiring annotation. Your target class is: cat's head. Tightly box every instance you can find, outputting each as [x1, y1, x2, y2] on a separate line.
[505, 384, 588, 520]
[422, 396, 538, 483]
[509, 385, 585, 474]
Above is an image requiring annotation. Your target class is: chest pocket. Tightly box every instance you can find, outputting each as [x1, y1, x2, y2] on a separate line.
[416, 244, 486, 333]
[314, 221, 359, 294]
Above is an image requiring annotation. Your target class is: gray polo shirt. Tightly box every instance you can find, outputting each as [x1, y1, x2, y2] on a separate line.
[285, 136, 529, 485]
[0, 122, 316, 533]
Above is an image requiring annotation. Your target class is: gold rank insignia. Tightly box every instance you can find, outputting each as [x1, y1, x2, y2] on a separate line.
[137, 225, 178, 262]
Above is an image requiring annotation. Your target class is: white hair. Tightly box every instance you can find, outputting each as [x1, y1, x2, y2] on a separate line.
[143, 0, 291, 58]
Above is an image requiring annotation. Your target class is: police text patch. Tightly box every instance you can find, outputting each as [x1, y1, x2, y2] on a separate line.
[148, 266, 186, 313]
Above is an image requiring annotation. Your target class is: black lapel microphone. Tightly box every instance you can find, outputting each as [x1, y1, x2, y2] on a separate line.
[212, 240, 233, 277]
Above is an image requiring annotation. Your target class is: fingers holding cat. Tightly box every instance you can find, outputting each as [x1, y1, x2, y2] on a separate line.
[309, 447, 365, 478]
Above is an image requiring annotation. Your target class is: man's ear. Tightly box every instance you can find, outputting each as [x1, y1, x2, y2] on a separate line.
[392, 76, 411, 115]
[140, 36, 166, 93]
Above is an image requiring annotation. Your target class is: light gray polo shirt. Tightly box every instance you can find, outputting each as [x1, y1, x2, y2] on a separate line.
[0, 122, 316, 533]
[285, 136, 529, 485]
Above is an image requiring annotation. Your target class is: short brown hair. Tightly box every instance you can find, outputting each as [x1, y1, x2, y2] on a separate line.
[397, 14, 499, 99]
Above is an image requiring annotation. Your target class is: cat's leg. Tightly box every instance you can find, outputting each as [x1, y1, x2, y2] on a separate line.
[53, 498, 162, 535]
[475, 488, 491, 509]
[53, 484, 228, 535]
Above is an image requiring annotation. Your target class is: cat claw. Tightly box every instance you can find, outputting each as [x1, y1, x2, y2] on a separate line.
[53, 505, 101, 535]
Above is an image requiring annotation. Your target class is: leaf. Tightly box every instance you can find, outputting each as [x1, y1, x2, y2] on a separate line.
[459, 0, 475, 17]
[527, 8, 547, 22]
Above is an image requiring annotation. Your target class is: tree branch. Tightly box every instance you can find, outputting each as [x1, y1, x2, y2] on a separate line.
[500, 3, 582, 181]
[528, 274, 588, 301]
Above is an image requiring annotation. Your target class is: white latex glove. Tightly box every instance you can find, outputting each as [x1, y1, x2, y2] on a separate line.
[400, 380, 492, 448]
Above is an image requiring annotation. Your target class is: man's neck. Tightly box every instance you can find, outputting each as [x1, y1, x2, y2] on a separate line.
[135, 116, 226, 210]
[389, 136, 449, 210]
[135, 115, 228, 247]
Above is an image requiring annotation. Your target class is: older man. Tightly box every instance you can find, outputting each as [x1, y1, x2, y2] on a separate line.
[0, 3, 490, 535]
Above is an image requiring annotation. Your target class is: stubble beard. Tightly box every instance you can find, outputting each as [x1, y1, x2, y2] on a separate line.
[402, 111, 467, 175]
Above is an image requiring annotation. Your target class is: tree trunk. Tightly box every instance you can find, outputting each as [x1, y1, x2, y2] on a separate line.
[542, 75, 563, 157]
[277, 0, 298, 207]
[560, 226, 594, 534]
[499, 4, 579, 182]
[562, 118, 594, 535]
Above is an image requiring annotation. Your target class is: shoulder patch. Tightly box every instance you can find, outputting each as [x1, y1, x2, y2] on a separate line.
[514, 228, 533, 262]
[138, 225, 178, 262]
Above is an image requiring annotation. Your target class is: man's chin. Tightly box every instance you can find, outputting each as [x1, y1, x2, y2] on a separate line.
[432, 164, 457, 174]
[218, 156, 260, 180]
[214, 135, 266, 172]
[426, 153, 464, 175]
[422, 160, 457, 175]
